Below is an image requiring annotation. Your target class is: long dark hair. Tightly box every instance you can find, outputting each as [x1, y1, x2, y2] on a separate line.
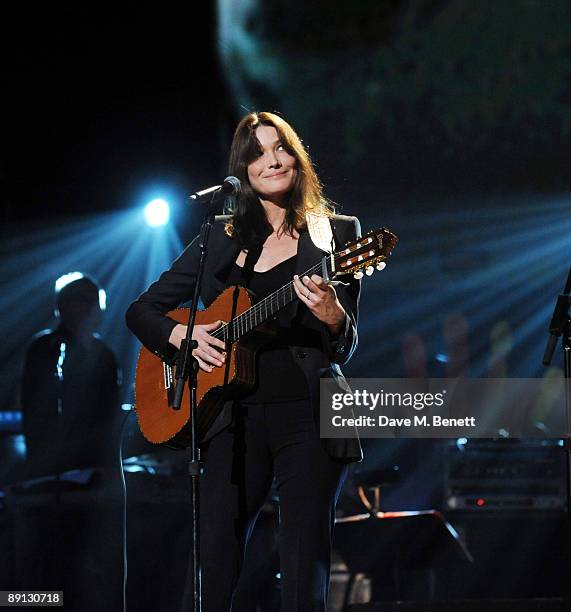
[225, 111, 333, 246]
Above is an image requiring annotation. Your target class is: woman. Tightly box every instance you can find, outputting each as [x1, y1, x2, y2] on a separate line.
[126, 111, 362, 611]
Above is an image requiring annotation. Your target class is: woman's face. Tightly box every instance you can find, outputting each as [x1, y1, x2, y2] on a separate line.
[247, 124, 297, 203]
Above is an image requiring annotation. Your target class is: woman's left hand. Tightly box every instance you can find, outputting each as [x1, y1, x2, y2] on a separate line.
[293, 274, 346, 336]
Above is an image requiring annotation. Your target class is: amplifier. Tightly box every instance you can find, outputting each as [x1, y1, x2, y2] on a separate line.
[444, 439, 567, 512]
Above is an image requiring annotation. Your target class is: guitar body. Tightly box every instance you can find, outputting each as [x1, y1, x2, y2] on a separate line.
[135, 285, 272, 449]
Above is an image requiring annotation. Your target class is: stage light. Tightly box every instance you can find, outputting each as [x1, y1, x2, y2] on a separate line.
[144, 199, 170, 227]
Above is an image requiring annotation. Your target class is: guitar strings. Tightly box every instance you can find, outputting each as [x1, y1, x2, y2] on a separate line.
[211, 258, 330, 343]
[199, 229, 391, 343]
[213, 261, 323, 342]
[231, 234, 388, 339]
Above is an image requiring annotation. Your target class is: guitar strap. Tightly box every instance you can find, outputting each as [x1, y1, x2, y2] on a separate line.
[238, 214, 334, 288]
[240, 242, 263, 288]
[241, 213, 333, 285]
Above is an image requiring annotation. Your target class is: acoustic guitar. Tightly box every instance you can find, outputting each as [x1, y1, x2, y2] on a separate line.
[134, 227, 398, 448]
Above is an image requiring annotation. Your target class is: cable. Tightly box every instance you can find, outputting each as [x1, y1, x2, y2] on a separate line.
[118, 405, 133, 612]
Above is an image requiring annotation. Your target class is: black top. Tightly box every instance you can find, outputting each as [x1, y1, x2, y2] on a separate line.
[225, 255, 310, 403]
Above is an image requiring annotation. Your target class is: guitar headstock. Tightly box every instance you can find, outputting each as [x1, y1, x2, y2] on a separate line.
[334, 227, 398, 279]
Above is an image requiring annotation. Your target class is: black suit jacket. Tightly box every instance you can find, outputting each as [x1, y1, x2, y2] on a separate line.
[126, 214, 363, 462]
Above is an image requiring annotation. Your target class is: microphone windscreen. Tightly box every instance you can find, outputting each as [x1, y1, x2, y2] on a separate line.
[223, 176, 241, 195]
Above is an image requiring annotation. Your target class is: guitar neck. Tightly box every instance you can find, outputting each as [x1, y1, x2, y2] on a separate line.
[209, 226, 397, 344]
[213, 258, 330, 343]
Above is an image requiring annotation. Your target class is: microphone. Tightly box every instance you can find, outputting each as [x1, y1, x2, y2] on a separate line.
[189, 176, 241, 205]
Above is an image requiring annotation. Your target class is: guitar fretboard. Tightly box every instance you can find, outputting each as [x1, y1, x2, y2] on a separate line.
[212, 258, 331, 343]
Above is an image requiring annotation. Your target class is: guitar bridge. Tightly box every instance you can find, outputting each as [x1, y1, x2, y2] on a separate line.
[163, 362, 174, 389]
[163, 362, 176, 406]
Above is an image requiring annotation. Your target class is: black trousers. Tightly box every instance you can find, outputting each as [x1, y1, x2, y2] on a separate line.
[198, 399, 347, 612]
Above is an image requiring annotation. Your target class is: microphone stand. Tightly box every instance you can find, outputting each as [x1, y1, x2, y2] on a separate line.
[543, 266, 571, 517]
[174, 206, 218, 612]
[55, 341, 66, 503]
[52, 341, 66, 589]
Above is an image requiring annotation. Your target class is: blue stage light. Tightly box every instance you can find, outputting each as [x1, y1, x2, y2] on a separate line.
[144, 199, 170, 227]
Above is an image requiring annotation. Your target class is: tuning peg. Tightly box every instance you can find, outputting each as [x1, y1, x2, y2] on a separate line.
[365, 266, 374, 276]
[354, 271, 364, 280]
[376, 262, 386, 271]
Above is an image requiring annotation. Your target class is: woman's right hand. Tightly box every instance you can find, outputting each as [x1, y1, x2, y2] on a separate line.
[168, 321, 226, 372]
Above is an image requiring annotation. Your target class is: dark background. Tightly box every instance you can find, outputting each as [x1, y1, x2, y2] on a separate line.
[3, 5, 227, 222]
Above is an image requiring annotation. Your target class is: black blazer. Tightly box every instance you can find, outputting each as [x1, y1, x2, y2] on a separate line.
[126, 214, 363, 462]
